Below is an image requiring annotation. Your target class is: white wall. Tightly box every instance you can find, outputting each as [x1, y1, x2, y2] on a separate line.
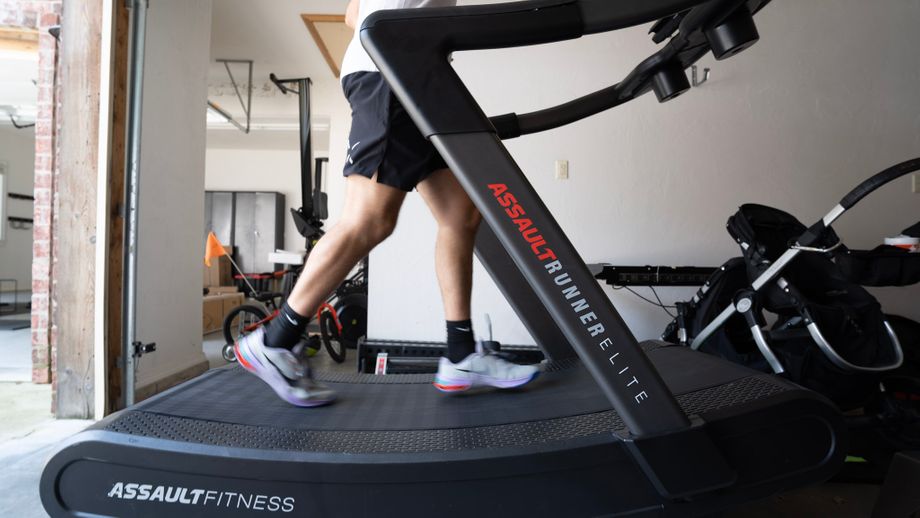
[0, 126, 35, 290]
[134, 0, 213, 388]
[370, 0, 920, 344]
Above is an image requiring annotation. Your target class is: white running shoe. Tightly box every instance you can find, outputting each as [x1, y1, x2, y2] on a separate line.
[235, 327, 336, 407]
[434, 350, 541, 393]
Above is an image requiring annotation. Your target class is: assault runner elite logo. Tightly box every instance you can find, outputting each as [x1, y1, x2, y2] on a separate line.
[107, 482, 295, 513]
[488, 183, 650, 406]
[488, 183, 557, 262]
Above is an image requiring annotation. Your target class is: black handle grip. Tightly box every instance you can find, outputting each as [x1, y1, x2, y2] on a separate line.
[839, 158, 920, 210]
[489, 113, 522, 140]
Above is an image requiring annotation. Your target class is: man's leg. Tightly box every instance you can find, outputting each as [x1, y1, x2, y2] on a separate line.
[418, 169, 541, 392]
[417, 169, 482, 362]
[235, 174, 405, 407]
[265, 174, 407, 350]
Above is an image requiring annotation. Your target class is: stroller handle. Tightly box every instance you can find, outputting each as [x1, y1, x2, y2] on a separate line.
[839, 158, 920, 210]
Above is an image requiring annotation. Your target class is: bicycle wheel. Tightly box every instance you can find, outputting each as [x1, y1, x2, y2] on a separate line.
[335, 292, 367, 350]
[222, 304, 270, 362]
[320, 310, 347, 363]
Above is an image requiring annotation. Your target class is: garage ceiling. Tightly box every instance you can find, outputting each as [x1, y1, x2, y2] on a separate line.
[207, 0, 349, 144]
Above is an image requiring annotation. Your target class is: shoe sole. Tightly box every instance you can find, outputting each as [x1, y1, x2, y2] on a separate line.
[234, 342, 334, 408]
[434, 371, 540, 393]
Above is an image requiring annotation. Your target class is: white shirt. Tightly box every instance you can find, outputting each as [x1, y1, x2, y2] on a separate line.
[341, 0, 458, 79]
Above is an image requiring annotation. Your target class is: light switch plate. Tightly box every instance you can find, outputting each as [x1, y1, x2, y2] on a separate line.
[555, 160, 569, 180]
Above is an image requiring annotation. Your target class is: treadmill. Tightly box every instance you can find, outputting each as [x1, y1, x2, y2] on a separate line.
[40, 1, 848, 516]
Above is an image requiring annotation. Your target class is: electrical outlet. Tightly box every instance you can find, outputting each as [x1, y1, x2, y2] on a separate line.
[555, 160, 569, 180]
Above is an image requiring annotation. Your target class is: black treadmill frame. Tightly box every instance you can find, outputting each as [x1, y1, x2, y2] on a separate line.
[39, 1, 852, 516]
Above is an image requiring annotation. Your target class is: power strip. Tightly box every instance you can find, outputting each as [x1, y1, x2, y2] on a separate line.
[595, 265, 717, 287]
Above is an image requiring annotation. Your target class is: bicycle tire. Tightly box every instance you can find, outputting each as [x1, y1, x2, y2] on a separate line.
[334, 292, 367, 350]
[223, 304, 270, 354]
[320, 310, 347, 363]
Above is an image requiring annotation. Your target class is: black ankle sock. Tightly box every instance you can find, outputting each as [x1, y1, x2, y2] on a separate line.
[446, 319, 475, 363]
[264, 302, 309, 350]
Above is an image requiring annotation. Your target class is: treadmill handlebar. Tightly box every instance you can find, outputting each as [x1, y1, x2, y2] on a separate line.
[361, 0, 716, 40]
[578, 0, 711, 34]
[362, 1, 584, 138]
[365, 0, 765, 139]
[486, 0, 768, 139]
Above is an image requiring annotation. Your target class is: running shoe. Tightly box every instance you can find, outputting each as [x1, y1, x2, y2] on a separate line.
[434, 349, 540, 393]
[234, 327, 336, 407]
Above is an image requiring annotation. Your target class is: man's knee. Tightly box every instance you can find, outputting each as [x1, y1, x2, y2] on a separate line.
[342, 211, 399, 247]
[441, 206, 482, 236]
[368, 213, 399, 243]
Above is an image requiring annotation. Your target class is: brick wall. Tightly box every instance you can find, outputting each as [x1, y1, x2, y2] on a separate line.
[1, 0, 63, 384]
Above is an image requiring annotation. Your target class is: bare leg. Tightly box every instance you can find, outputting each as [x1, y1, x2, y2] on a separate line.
[237, 174, 404, 407]
[286, 174, 406, 316]
[417, 169, 483, 321]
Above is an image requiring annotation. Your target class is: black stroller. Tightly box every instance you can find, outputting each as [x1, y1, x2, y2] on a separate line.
[664, 159, 920, 412]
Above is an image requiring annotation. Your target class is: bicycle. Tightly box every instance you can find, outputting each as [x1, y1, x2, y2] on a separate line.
[220, 270, 320, 362]
[221, 262, 367, 364]
[317, 260, 367, 363]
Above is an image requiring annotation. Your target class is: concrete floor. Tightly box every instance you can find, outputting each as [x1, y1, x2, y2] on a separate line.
[0, 416, 91, 518]
[0, 310, 73, 517]
[0, 312, 32, 382]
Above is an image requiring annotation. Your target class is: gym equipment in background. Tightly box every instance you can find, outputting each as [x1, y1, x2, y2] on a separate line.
[269, 74, 369, 364]
[269, 74, 328, 251]
[41, 2, 849, 517]
[665, 161, 919, 402]
[204, 191, 286, 274]
[662, 165, 920, 479]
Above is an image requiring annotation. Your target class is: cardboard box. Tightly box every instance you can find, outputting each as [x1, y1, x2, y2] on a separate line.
[222, 292, 243, 317]
[202, 292, 246, 335]
[207, 286, 239, 295]
[202, 295, 224, 334]
[203, 245, 234, 288]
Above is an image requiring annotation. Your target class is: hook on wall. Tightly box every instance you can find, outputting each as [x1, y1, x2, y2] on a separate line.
[691, 65, 711, 87]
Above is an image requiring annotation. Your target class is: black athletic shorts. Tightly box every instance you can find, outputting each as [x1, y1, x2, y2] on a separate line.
[342, 71, 448, 191]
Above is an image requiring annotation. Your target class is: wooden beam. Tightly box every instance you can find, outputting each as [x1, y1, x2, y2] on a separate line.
[105, 0, 130, 413]
[301, 14, 349, 78]
[54, 0, 103, 418]
[0, 27, 39, 52]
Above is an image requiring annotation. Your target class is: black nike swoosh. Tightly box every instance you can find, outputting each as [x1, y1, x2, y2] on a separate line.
[264, 354, 300, 383]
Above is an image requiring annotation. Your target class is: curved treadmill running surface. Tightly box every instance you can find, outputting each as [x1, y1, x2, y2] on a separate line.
[41, 342, 845, 517]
